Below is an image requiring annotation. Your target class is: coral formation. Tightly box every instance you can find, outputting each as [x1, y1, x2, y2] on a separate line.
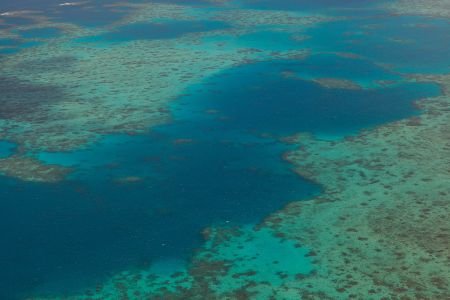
[312, 78, 362, 90]
[0, 155, 70, 183]
[385, 0, 450, 18]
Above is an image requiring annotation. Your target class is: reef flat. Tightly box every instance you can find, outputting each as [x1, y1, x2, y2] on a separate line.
[385, 0, 450, 18]
[0, 155, 70, 183]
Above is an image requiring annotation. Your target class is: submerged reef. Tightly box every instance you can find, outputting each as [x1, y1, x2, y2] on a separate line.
[279, 71, 364, 90]
[312, 78, 362, 90]
[384, 0, 450, 18]
[0, 155, 70, 183]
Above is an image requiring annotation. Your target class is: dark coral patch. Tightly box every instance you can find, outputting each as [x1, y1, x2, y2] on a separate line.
[0, 76, 67, 120]
[15, 56, 77, 73]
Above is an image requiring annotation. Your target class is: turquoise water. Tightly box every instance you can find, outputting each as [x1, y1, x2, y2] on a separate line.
[0, 1, 446, 299]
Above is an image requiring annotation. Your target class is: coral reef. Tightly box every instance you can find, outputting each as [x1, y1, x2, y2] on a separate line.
[312, 78, 362, 90]
[0, 155, 71, 183]
[384, 0, 450, 18]
[7, 1, 450, 299]
[0, 2, 326, 182]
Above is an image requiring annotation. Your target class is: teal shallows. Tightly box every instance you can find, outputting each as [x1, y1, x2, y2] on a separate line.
[199, 226, 314, 293]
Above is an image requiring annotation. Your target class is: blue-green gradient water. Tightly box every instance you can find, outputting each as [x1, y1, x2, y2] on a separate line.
[0, 1, 446, 299]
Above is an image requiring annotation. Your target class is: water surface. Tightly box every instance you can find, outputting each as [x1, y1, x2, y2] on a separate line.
[0, 1, 445, 299]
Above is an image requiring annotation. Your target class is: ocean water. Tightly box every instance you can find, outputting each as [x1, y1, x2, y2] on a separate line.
[0, 0, 446, 299]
